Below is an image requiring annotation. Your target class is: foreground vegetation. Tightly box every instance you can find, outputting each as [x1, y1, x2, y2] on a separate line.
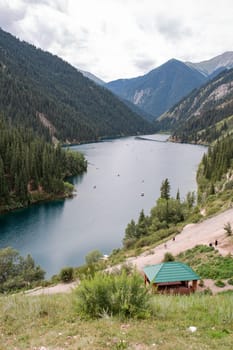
[0, 290, 232, 350]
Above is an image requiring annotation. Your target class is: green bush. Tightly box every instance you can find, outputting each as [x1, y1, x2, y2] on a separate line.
[215, 280, 225, 288]
[0, 247, 45, 293]
[74, 271, 150, 319]
[227, 278, 233, 285]
[163, 252, 175, 262]
[59, 267, 74, 283]
[85, 249, 103, 265]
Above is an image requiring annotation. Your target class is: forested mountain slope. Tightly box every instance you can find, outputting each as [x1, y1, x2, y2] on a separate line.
[0, 28, 153, 143]
[157, 68, 233, 144]
[0, 117, 87, 212]
[106, 59, 207, 119]
[197, 132, 233, 214]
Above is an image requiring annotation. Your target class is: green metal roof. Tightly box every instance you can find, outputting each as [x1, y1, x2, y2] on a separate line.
[143, 262, 200, 283]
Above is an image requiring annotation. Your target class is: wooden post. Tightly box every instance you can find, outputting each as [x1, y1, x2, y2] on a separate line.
[192, 280, 198, 291]
[144, 274, 147, 285]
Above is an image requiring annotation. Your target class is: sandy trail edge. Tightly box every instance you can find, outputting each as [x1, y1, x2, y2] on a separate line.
[26, 208, 233, 296]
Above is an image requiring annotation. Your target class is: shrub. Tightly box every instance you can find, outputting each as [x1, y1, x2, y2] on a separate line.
[85, 249, 103, 265]
[201, 287, 213, 295]
[0, 247, 45, 293]
[74, 270, 150, 319]
[224, 222, 232, 236]
[215, 280, 225, 288]
[163, 252, 175, 262]
[59, 267, 74, 283]
[227, 278, 233, 285]
[199, 279, 205, 287]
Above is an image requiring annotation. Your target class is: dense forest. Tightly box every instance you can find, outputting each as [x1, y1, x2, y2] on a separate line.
[0, 117, 87, 213]
[197, 133, 233, 202]
[0, 28, 154, 144]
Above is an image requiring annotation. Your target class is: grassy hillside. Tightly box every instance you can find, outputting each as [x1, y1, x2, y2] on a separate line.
[0, 291, 232, 349]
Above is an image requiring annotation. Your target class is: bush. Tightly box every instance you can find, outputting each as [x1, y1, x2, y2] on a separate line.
[85, 249, 103, 265]
[199, 279, 205, 287]
[59, 267, 74, 283]
[224, 222, 232, 236]
[163, 252, 175, 262]
[215, 280, 225, 288]
[0, 247, 45, 293]
[74, 271, 150, 319]
[227, 278, 233, 285]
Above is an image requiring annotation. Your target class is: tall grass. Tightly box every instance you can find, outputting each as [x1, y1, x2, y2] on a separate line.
[150, 293, 233, 326]
[0, 292, 233, 349]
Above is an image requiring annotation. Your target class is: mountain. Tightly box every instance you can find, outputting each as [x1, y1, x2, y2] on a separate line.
[0, 28, 153, 144]
[106, 59, 207, 119]
[186, 51, 233, 77]
[157, 68, 233, 144]
[79, 69, 105, 85]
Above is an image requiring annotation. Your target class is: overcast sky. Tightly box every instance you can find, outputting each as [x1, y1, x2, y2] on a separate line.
[0, 0, 233, 81]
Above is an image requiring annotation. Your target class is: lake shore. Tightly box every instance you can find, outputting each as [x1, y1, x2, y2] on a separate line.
[27, 207, 233, 296]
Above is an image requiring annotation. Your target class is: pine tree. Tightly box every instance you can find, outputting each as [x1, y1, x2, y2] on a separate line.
[160, 178, 170, 200]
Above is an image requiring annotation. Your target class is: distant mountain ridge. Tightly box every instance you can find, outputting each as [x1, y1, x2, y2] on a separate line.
[105, 52, 233, 121]
[106, 59, 207, 119]
[0, 28, 153, 144]
[186, 51, 233, 76]
[79, 69, 105, 85]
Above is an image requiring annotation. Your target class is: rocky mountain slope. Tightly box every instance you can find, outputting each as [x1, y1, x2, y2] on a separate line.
[106, 59, 207, 119]
[186, 51, 233, 76]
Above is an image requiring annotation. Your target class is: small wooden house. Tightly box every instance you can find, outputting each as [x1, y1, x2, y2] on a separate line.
[143, 262, 200, 294]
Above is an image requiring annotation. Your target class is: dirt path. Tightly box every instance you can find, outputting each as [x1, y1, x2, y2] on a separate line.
[25, 281, 78, 296]
[27, 209, 233, 296]
[126, 208, 233, 271]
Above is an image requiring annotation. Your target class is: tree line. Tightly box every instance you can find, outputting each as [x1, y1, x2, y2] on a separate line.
[123, 179, 196, 249]
[197, 133, 233, 199]
[0, 116, 87, 212]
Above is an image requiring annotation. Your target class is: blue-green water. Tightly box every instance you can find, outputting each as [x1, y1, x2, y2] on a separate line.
[0, 135, 206, 276]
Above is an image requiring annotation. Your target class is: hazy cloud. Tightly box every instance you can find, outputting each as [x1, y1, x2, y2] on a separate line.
[22, 0, 68, 13]
[0, 2, 26, 32]
[157, 16, 192, 42]
[133, 56, 157, 73]
[0, 0, 233, 81]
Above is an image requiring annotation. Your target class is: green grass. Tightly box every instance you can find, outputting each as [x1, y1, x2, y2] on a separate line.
[177, 245, 233, 280]
[0, 292, 233, 349]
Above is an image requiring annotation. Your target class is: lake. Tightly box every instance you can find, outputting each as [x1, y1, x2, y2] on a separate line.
[0, 134, 206, 276]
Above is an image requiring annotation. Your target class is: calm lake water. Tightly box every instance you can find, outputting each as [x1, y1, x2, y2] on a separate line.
[0, 135, 206, 276]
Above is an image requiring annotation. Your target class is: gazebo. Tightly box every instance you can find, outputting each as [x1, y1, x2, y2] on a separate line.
[143, 262, 200, 294]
